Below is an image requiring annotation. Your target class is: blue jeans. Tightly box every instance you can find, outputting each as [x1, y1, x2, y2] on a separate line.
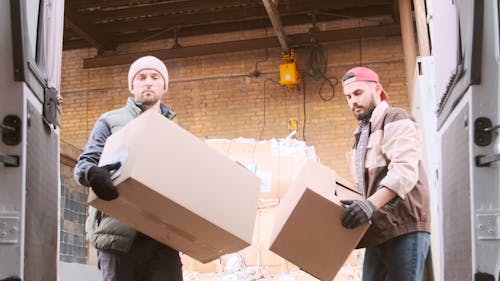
[97, 233, 183, 281]
[362, 232, 430, 281]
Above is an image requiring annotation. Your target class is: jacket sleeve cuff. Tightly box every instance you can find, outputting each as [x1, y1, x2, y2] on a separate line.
[379, 177, 412, 199]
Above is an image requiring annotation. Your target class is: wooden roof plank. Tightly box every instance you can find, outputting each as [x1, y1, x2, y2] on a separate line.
[64, 4, 116, 50]
[262, 0, 289, 52]
[64, 5, 394, 50]
[83, 23, 401, 68]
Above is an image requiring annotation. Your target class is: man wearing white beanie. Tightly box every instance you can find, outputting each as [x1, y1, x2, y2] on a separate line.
[74, 55, 181, 281]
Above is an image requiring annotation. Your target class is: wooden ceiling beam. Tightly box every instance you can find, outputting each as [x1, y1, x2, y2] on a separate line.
[69, 0, 255, 11]
[64, 5, 394, 50]
[76, 0, 388, 19]
[83, 23, 401, 68]
[83, 0, 388, 24]
[83, 0, 259, 21]
[68, 0, 154, 8]
[94, 4, 391, 33]
[114, 19, 273, 43]
[262, 0, 289, 52]
[94, 5, 269, 32]
[63, 39, 89, 50]
[64, 4, 116, 50]
[65, 18, 274, 50]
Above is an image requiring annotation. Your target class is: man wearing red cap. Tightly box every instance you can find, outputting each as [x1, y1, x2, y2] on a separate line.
[74, 56, 182, 281]
[340, 66, 431, 280]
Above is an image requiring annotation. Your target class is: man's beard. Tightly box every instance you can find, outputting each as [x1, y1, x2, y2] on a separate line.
[141, 96, 160, 106]
[139, 92, 160, 106]
[355, 104, 375, 121]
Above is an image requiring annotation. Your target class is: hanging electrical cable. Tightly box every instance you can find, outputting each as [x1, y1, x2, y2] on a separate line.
[306, 41, 327, 80]
[305, 41, 338, 101]
[318, 76, 338, 102]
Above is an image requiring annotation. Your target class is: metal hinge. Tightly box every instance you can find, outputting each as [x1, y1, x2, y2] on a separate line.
[0, 214, 20, 244]
[43, 86, 62, 128]
[477, 213, 500, 240]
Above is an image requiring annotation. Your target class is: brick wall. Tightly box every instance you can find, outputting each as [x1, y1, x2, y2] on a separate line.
[60, 31, 408, 181]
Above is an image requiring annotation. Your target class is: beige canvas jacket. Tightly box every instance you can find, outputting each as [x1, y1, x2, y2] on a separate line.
[350, 101, 431, 248]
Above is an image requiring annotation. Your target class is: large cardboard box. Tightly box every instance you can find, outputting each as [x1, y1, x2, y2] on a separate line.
[89, 110, 260, 263]
[269, 160, 369, 281]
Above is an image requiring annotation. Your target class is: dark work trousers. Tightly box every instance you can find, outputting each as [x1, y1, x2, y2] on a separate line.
[97, 233, 183, 281]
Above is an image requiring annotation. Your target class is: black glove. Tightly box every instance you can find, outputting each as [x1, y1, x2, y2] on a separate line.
[87, 162, 121, 201]
[340, 199, 375, 229]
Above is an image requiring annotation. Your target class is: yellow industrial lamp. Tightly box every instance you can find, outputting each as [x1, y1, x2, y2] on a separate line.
[279, 49, 299, 90]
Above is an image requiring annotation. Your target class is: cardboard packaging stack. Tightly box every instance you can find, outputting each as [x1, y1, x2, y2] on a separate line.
[206, 137, 318, 203]
[88, 110, 260, 263]
[181, 137, 317, 276]
[180, 138, 366, 281]
[206, 138, 319, 274]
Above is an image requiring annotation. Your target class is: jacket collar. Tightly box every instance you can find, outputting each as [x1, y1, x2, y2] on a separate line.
[126, 97, 175, 120]
[126, 97, 143, 116]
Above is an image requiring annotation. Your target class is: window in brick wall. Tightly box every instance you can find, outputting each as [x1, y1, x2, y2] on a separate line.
[60, 166, 88, 264]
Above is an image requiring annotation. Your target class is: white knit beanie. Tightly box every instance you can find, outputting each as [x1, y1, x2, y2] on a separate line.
[128, 56, 169, 92]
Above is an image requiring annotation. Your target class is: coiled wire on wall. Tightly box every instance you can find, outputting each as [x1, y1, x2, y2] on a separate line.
[306, 41, 327, 80]
[305, 41, 338, 102]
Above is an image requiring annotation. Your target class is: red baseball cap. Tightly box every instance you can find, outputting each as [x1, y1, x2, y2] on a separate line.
[342, 67, 388, 100]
